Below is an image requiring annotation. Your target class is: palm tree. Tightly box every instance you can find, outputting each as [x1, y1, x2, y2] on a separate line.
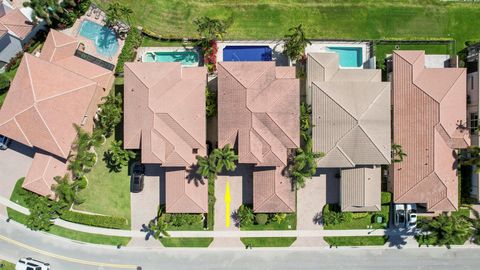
[300, 102, 312, 141]
[283, 24, 311, 62]
[205, 87, 217, 118]
[461, 146, 480, 172]
[97, 93, 123, 138]
[392, 143, 407, 163]
[469, 206, 480, 245]
[119, 5, 133, 24]
[23, 0, 64, 25]
[148, 206, 170, 239]
[211, 144, 238, 173]
[194, 16, 228, 42]
[196, 155, 219, 181]
[418, 213, 471, 248]
[104, 140, 135, 173]
[290, 138, 324, 189]
[51, 174, 84, 205]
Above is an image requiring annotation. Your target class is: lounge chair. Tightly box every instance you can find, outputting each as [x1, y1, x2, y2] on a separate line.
[86, 6, 93, 16]
[95, 10, 100, 20]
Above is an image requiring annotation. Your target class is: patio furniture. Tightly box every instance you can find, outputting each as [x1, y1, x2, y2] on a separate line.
[86, 6, 93, 16]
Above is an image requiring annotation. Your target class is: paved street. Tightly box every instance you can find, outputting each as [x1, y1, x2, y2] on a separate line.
[1, 218, 480, 270]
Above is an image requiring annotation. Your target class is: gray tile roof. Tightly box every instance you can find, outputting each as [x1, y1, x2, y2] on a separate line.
[340, 166, 381, 212]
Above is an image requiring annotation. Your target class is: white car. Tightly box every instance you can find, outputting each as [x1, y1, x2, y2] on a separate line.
[0, 135, 10, 150]
[394, 204, 406, 227]
[16, 258, 50, 270]
[406, 204, 417, 228]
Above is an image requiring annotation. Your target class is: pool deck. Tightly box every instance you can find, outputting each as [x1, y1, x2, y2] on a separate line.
[305, 41, 372, 69]
[63, 14, 124, 66]
[217, 40, 289, 66]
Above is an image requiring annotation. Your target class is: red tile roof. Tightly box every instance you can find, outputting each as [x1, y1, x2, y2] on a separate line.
[0, 8, 33, 40]
[392, 51, 470, 212]
[165, 167, 208, 213]
[23, 152, 68, 197]
[253, 167, 295, 213]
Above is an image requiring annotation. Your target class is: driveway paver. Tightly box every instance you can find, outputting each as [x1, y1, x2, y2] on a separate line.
[215, 176, 242, 231]
[297, 169, 339, 230]
[130, 165, 164, 231]
[0, 141, 34, 198]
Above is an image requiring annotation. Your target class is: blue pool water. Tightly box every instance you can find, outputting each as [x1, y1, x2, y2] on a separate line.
[327, 47, 363, 68]
[223, 46, 272, 61]
[78, 20, 119, 57]
[143, 51, 199, 65]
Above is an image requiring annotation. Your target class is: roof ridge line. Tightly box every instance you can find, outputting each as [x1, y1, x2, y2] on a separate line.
[33, 104, 66, 157]
[36, 80, 97, 103]
[336, 146, 355, 167]
[357, 125, 390, 163]
[437, 69, 466, 103]
[158, 112, 204, 156]
[14, 117, 32, 146]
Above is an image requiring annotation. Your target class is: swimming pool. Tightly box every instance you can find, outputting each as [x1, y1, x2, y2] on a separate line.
[223, 46, 272, 61]
[327, 47, 363, 68]
[143, 51, 199, 66]
[78, 20, 119, 58]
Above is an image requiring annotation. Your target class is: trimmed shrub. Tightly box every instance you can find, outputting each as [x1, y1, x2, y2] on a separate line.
[381, 192, 392, 204]
[352, 212, 369, 219]
[255, 213, 269, 225]
[238, 204, 254, 226]
[164, 213, 203, 227]
[0, 73, 10, 90]
[60, 210, 128, 229]
[115, 28, 142, 74]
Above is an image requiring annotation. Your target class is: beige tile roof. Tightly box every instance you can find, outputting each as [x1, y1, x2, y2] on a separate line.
[308, 53, 391, 168]
[23, 152, 68, 197]
[124, 62, 207, 167]
[0, 8, 33, 40]
[392, 50, 470, 212]
[217, 61, 300, 167]
[340, 166, 381, 212]
[165, 167, 208, 213]
[253, 167, 295, 213]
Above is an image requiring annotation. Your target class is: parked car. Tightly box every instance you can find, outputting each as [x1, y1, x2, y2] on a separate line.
[394, 203, 406, 227]
[0, 135, 10, 150]
[406, 203, 417, 228]
[131, 163, 145, 193]
[16, 257, 50, 270]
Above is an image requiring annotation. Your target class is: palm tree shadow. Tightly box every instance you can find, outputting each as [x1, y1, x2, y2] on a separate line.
[186, 164, 206, 187]
[231, 210, 240, 228]
[386, 227, 409, 249]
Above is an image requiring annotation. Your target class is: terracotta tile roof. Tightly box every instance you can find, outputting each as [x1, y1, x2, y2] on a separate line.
[23, 152, 67, 197]
[165, 167, 208, 213]
[217, 61, 300, 167]
[123, 62, 207, 166]
[253, 167, 295, 213]
[392, 50, 470, 212]
[40, 29, 79, 63]
[307, 53, 391, 168]
[340, 166, 381, 212]
[0, 8, 33, 40]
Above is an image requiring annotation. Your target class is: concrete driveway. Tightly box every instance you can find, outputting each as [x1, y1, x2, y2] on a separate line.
[130, 164, 164, 232]
[297, 169, 339, 230]
[0, 141, 34, 198]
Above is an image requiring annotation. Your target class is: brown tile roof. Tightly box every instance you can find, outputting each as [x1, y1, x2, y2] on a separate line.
[165, 167, 208, 213]
[0, 8, 33, 40]
[217, 61, 300, 167]
[392, 51, 470, 212]
[253, 167, 295, 213]
[340, 166, 381, 212]
[23, 152, 68, 197]
[123, 62, 207, 166]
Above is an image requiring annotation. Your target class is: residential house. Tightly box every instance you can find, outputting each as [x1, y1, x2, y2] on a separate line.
[307, 52, 391, 212]
[0, 1, 44, 68]
[123, 62, 208, 213]
[390, 50, 469, 212]
[217, 61, 300, 213]
[0, 29, 114, 197]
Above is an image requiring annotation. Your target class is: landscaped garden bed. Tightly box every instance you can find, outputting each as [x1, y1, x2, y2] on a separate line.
[324, 236, 388, 246]
[240, 237, 297, 248]
[323, 192, 391, 230]
[237, 205, 296, 231]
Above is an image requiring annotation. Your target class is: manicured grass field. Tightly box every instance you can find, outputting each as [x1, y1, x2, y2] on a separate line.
[160, 237, 213, 247]
[324, 192, 391, 230]
[324, 236, 388, 246]
[141, 36, 187, 47]
[241, 213, 296, 231]
[0, 260, 15, 270]
[94, 0, 480, 51]
[240, 237, 296, 247]
[7, 208, 131, 246]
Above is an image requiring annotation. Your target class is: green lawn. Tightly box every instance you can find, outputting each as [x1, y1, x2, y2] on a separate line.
[160, 237, 213, 247]
[241, 213, 296, 231]
[141, 36, 188, 47]
[324, 192, 391, 230]
[7, 208, 131, 246]
[324, 236, 388, 246]
[72, 136, 131, 226]
[0, 260, 15, 270]
[94, 0, 480, 51]
[240, 237, 296, 247]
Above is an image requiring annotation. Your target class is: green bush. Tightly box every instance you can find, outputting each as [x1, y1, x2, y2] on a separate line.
[116, 28, 143, 74]
[255, 213, 269, 225]
[352, 212, 369, 219]
[381, 192, 392, 204]
[164, 213, 203, 227]
[238, 205, 254, 226]
[0, 73, 10, 90]
[322, 204, 353, 226]
[60, 210, 128, 229]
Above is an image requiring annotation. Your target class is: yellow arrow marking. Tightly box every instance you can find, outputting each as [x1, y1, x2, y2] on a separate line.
[0, 234, 136, 269]
[225, 181, 231, 228]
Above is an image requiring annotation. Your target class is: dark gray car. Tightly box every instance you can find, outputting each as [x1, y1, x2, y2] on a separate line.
[131, 163, 145, 193]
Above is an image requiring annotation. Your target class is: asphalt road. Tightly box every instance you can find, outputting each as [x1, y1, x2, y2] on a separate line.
[1, 219, 479, 270]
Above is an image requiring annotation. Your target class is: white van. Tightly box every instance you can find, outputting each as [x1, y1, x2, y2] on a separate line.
[15, 258, 50, 270]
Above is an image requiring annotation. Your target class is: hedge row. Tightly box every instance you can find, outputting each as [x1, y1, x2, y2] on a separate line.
[61, 210, 128, 229]
[115, 28, 143, 74]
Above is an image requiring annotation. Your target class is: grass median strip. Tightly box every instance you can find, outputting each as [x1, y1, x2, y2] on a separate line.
[0, 260, 15, 270]
[7, 208, 131, 246]
[160, 237, 213, 248]
[240, 237, 297, 247]
[324, 236, 388, 246]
